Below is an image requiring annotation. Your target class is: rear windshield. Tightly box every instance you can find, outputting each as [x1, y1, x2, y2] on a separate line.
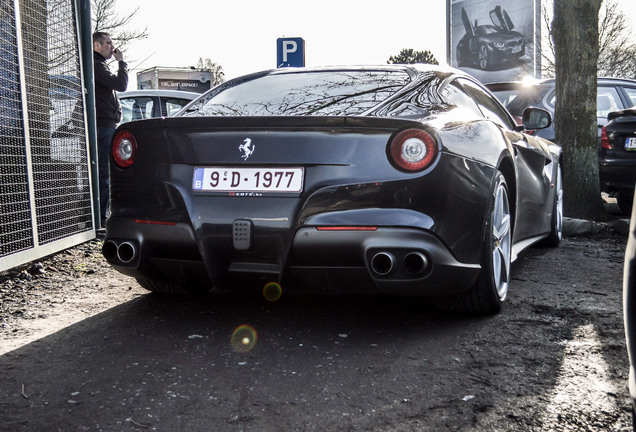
[190, 70, 412, 117]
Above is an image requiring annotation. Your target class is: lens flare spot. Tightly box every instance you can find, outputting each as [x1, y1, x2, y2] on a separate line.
[263, 282, 283, 302]
[231, 325, 257, 353]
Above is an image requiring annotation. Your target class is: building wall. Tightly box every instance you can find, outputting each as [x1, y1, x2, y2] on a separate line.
[137, 67, 212, 93]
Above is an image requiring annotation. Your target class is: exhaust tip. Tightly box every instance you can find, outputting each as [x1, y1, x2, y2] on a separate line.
[117, 241, 137, 264]
[404, 252, 428, 275]
[371, 252, 395, 276]
[102, 240, 118, 262]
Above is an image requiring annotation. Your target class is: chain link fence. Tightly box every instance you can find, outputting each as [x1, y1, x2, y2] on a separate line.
[0, 0, 94, 272]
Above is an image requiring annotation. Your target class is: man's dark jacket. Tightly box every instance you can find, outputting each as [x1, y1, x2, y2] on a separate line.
[93, 51, 128, 128]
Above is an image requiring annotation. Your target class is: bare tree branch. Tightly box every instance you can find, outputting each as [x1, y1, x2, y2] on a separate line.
[542, 0, 636, 79]
[196, 58, 225, 86]
[91, 0, 148, 53]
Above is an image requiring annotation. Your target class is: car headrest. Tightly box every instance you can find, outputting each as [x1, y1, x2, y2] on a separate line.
[597, 95, 611, 111]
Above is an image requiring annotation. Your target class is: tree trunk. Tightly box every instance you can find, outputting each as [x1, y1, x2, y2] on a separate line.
[553, 0, 605, 220]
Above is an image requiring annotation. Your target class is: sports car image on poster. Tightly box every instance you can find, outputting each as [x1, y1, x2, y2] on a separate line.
[456, 5, 526, 70]
[102, 65, 561, 315]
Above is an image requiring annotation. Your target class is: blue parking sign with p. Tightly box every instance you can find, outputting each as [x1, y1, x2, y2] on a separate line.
[277, 37, 305, 68]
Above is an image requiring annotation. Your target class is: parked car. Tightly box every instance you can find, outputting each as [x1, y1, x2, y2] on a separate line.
[103, 65, 561, 315]
[486, 77, 636, 139]
[600, 107, 636, 214]
[487, 78, 636, 214]
[623, 195, 636, 427]
[118, 89, 199, 123]
[456, 6, 525, 70]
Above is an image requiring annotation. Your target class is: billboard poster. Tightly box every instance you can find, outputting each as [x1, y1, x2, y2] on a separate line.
[449, 0, 540, 84]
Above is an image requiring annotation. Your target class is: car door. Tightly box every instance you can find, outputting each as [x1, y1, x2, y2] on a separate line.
[490, 6, 514, 32]
[460, 78, 554, 240]
[461, 7, 478, 56]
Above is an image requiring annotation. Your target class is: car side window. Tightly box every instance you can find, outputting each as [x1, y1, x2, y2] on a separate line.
[120, 97, 154, 123]
[621, 86, 636, 108]
[546, 91, 556, 109]
[547, 85, 626, 119]
[460, 79, 516, 130]
[440, 80, 483, 118]
[162, 97, 193, 117]
[597, 86, 622, 119]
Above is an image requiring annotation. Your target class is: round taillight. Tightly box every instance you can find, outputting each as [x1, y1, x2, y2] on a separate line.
[389, 128, 438, 172]
[112, 130, 137, 168]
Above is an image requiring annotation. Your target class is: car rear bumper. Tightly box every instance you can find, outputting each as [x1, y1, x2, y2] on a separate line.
[104, 219, 481, 296]
[599, 158, 636, 196]
[286, 227, 480, 295]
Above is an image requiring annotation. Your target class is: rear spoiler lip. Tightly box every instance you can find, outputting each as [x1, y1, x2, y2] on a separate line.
[607, 107, 636, 122]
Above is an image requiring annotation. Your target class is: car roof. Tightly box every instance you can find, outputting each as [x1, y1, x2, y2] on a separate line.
[597, 77, 636, 86]
[118, 89, 200, 99]
[268, 64, 447, 72]
[485, 79, 553, 89]
[486, 76, 636, 88]
[232, 64, 460, 81]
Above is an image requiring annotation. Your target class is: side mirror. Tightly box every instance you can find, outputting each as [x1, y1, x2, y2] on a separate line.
[522, 106, 552, 131]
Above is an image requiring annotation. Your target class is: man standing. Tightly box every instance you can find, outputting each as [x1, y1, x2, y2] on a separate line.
[93, 31, 128, 227]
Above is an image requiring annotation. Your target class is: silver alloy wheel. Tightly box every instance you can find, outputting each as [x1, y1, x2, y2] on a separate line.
[555, 166, 563, 241]
[492, 182, 511, 300]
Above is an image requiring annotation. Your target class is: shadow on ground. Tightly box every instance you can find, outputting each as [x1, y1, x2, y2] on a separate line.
[0, 231, 630, 431]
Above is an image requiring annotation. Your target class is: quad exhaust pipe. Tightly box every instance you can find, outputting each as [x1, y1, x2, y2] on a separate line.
[403, 252, 428, 275]
[370, 250, 429, 277]
[102, 240, 138, 264]
[371, 252, 395, 275]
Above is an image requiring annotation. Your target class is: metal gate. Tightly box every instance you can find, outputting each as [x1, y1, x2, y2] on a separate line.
[0, 0, 94, 273]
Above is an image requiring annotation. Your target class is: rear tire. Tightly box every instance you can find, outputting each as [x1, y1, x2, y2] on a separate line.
[435, 172, 511, 315]
[456, 45, 465, 67]
[136, 278, 209, 295]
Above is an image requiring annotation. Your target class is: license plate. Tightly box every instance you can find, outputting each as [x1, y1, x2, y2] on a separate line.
[193, 167, 304, 193]
[626, 137, 636, 150]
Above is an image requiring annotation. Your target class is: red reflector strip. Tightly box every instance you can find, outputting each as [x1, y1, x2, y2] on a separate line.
[316, 226, 378, 231]
[134, 219, 177, 226]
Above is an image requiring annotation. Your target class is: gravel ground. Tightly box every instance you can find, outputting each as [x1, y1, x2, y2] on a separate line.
[0, 239, 145, 355]
[0, 204, 633, 431]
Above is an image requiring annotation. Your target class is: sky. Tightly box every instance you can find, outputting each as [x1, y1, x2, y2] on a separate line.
[118, 0, 448, 90]
[118, 0, 636, 91]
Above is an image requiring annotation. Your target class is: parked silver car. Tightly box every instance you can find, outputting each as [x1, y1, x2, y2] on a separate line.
[486, 77, 636, 136]
[118, 89, 199, 123]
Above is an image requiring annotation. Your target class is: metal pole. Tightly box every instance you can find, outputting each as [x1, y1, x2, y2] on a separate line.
[13, 0, 39, 247]
[76, 0, 100, 230]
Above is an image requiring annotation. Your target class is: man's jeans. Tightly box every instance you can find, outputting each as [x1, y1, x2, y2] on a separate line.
[97, 126, 115, 226]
